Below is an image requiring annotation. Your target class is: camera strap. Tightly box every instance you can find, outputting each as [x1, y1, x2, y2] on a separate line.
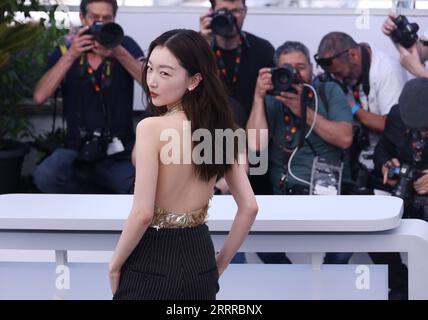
[275, 87, 314, 191]
[351, 45, 371, 152]
[79, 54, 113, 93]
[298, 86, 313, 148]
[352, 45, 371, 109]
[213, 35, 244, 90]
[77, 54, 113, 137]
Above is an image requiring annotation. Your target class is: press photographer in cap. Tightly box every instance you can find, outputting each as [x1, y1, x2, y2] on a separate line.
[371, 77, 428, 300]
[33, 0, 144, 194]
[375, 77, 428, 220]
[382, 12, 428, 78]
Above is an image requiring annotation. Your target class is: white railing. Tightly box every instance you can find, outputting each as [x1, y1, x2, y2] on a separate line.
[1, 194, 428, 299]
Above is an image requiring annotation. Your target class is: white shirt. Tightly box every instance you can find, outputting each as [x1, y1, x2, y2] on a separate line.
[354, 45, 408, 169]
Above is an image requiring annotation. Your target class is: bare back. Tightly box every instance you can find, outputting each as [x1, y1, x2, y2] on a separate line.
[153, 111, 216, 213]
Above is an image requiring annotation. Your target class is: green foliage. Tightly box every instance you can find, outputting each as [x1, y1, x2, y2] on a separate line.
[0, 0, 68, 144]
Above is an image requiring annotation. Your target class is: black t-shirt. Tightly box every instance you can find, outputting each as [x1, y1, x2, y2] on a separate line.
[213, 32, 275, 125]
[46, 35, 144, 152]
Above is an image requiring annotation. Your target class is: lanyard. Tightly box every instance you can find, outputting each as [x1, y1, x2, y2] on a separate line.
[276, 88, 315, 190]
[214, 37, 243, 89]
[79, 54, 112, 92]
[77, 54, 113, 134]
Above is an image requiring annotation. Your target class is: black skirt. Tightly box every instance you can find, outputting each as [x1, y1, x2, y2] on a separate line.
[113, 223, 220, 300]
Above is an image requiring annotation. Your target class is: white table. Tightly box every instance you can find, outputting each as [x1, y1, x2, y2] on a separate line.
[1, 193, 428, 299]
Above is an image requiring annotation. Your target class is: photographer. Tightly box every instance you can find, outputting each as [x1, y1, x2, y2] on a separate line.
[315, 32, 407, 193]
[375, 77, 428, 219]
[199, 0, 274, 123]
[200, 0, 275, 201]
[372, 78, 428, 300]
[246, 41, 353, 263]
[33, 0, 144, 194]
[382, 12, 428, 78]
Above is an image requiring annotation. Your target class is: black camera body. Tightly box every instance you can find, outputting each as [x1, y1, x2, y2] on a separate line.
[268, 64, 301, 96]
[388, 164, 421, 201]
[85, 21, 124, 49]
[391, 15, 420, 48]
[210, 8, 237, 37]
[388, 167, 428, 220]
[74, 130, 125, 178]
[74, 130, 108, 179]
[387, 129, 427, 200]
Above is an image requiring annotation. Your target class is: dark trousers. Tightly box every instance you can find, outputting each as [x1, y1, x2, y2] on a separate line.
[114, 224, 219, 300]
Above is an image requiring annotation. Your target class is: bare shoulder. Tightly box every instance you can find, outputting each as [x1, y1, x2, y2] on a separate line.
[135, 117, 165, 146]
[137, 114, 181, 130]
[136, 117, 163, 135]
[137, 116, 160, 130]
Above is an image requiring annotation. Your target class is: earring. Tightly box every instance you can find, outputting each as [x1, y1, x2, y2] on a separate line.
[188, 87, 193, 91]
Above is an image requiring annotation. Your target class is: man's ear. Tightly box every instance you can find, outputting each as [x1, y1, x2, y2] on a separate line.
[188, 73, 203, 91]
[348, 48, 360, 63]
[79, 12, 86, 26]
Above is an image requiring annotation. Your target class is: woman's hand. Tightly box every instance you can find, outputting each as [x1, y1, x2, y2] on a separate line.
[108, 265, 121, 295]
[215, 255, 226, 277]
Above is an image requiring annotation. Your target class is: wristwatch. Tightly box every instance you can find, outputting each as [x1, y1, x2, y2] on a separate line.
[352, 103, 361, 115]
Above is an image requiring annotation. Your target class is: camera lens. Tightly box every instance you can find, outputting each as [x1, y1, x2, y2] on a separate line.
[278, 72, 291, 85]
[90, 22, 124, 49]
[268, 64, 298, 95]
[211, 9, 236, 37]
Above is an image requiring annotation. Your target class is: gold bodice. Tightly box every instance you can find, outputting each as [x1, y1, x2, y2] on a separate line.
[150, 204, 209, 229]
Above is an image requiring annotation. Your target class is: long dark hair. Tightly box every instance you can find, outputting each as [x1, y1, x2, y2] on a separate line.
[142, 29, 239, 182]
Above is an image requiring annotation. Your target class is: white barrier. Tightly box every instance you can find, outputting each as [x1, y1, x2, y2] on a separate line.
[0, 193, 427, 299]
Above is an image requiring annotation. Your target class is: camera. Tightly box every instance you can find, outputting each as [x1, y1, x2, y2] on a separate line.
[391, 15, 420, 48]
[268, 64, 301, 96]
[388, 130, 427, 200]
[84, 21, 124, 49]
[74, 130, 108, 178]
[210, 9, 237, 37]
[389, 164, 421, 201]
[74, 130, 125, 178]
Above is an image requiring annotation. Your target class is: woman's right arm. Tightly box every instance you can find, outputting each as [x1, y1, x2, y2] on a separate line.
[216, 162, 258, 275]
[109, 118, 160, 294]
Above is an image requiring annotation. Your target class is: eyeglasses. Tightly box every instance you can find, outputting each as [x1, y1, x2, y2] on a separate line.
[230, 8, 246, 15]
[314, 49, 350, 68]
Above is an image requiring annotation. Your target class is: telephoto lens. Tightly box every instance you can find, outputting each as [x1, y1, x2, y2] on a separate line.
[268, 64, 300, 96]
[210, 9, 237, 37]
[87, 21, 124, 49]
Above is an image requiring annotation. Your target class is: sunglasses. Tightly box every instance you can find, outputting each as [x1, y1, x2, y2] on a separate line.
[314, 49, 350, 68]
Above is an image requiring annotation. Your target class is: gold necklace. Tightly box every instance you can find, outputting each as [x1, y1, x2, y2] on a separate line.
[163, 101, 183, 116]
